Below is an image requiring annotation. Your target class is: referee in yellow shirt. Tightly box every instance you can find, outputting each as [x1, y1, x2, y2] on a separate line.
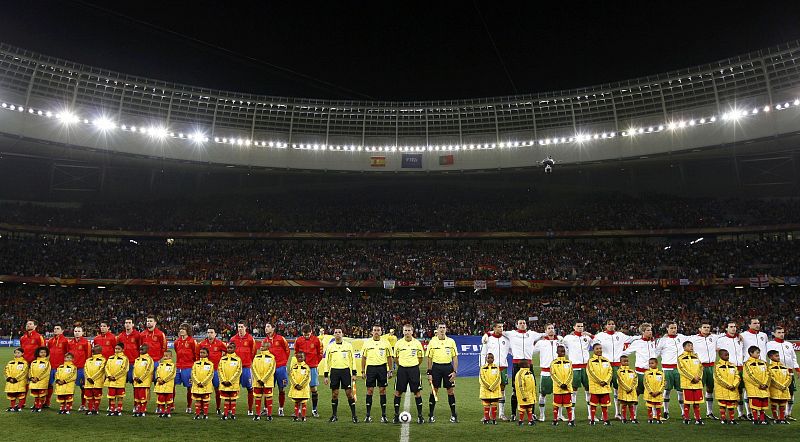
[393, 324, 425, 424]
[426, 323, 459, 423]
[361, 325, 394, 423]
[323, 328, 358, 423]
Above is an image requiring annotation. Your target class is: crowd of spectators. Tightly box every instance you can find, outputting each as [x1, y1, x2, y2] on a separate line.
[1, 236, 797, 281]
[2, 194, 799, 233]
[0, 286, 797, 339]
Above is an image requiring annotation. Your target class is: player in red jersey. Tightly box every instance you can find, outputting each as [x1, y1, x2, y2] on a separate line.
[20, 320, 45, 363]
[116, 318, 140, 377]
[68, 325, 92, 411]
[45, 325, 70, 407]
[199, 328, 227, 414]
[264, 323, 291, 416]
[229, 322, 257, 415]
[93, 322, 117, 359]
[117, 318, 141, 384]
[141, 316, 167, 366]
[174, 323, 198, 413]
[294, 324, 324, 416]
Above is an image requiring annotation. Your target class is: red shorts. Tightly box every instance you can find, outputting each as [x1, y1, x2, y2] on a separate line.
[719, 400, 737, 408]
[553, 394, 572, 406]
[107, 387, 126, 398]
[749, 397, 769, 410]
[192, 393, 211, 401]
[220, 391, 238, 399]
[253, 387, 273, 396]
[590, 394, 610, 406]
[84, 388, 103, 399]
[56, 394, 73, 403]
[30, 389, 47, 398]
[156, 393, 174, 404]
[133, 387, 150, 401]
[683, 389, 703, 404]
[6, 392, 26, 400]
[646, 401, 663, 409]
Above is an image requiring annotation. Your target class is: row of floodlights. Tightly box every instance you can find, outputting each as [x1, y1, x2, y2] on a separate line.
[2, 99, 799, 153]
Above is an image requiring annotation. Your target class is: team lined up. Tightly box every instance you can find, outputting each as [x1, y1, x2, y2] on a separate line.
[478, 318, 798, 426]
[5, 316, 798, 427]
[4, 319, 465, 425]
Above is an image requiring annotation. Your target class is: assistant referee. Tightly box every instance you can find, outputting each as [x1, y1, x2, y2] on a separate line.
[426, 323, 459, 423]
[361, 325, 394, 423]
[323, 328, 358, 423]
[393, 324, 425, 424]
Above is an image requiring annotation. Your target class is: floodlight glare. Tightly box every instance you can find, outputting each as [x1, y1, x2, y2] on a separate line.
[93, 117, 116, 131]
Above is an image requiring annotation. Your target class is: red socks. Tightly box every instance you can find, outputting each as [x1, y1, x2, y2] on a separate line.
[247, 390, 253, 412]
[484, 406, 490, 420]
[279, 391, 286, 408]
[601, 406, 608, 421]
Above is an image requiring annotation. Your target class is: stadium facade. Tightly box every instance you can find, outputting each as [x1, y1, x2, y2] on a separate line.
[1, 41, 800, 198]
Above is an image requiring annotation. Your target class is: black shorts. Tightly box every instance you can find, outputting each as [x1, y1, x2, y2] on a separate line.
[395, 365, 421, 393]
[365, 365, 388, 388]
[430, 363, 455, 389]
[329, 368, 352, 390]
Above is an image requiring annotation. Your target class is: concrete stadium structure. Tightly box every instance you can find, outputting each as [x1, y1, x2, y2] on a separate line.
[1, 41, 800, 198]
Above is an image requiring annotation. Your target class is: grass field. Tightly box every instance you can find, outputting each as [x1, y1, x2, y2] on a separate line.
[1, 347, 798, 441]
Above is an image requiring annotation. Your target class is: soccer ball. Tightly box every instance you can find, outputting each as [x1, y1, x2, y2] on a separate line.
[399, 411, 412, 423]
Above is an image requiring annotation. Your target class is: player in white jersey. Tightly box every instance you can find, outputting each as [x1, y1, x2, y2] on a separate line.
[741, 318, 769, 421]
[688, 321, 723, 420]
[592, 320, 639, 420]
[479, 322, 510, 420]
[741, 318, 768, 362]
[622, 322, 659, 420]
[561, 321, 594, 418]
[716, 321, 747, 418]
[766, 326, 798, 420]
[483, 319, 544, 420]
[532, 324, 562, 421]
[656, 322, 688, 419]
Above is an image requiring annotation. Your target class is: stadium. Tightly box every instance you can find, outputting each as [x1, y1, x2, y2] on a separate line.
[1, 2, 799, 441]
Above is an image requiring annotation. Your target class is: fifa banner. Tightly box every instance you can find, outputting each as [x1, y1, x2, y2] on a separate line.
[449, 335, 484, 377]
[401, 153, 422, 168]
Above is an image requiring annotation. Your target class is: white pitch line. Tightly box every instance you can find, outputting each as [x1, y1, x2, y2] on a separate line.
[400, 391, 411, 442]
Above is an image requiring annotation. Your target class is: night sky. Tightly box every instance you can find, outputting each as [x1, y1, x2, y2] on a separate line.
[1, 1, 799, 100]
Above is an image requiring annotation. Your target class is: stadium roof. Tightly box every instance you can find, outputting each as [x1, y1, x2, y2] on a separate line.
[2, 2, 800, 100]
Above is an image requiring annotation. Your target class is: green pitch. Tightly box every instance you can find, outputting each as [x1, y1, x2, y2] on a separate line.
[1, 347, 798, 441]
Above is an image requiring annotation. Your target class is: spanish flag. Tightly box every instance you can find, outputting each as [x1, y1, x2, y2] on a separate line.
[370, 156, 386, 167]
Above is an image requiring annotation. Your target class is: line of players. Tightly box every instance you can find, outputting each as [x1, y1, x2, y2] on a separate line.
[5, 318, 298, 418]
[4, 319, 465, 425]
[478, 318, 799, 426]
